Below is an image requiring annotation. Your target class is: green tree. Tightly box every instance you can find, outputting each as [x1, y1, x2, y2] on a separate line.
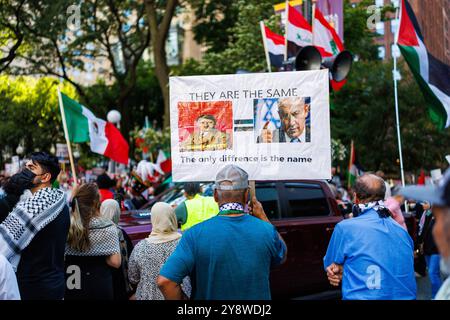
[189, 0, 240, 53]
[332, 1, 450, 176]
[0, 0, 26, 72]
[0, 76, 76, 166]
[6, 0, 151, 142]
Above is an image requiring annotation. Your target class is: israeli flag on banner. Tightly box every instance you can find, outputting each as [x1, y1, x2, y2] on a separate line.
[254, 98, 281, 136]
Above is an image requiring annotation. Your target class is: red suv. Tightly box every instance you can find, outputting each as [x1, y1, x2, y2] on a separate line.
[120, 180, 342, 299]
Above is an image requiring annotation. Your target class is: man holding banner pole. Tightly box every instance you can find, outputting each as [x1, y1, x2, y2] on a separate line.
[157, 165, 287, 300]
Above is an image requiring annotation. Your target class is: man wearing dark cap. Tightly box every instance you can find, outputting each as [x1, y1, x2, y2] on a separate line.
[175, 182, 218, 231]
[157, 164, 287, 299]
[324, 173, 416, 300]
[0, 152, 69, 300]
[401, 168, 450, 300]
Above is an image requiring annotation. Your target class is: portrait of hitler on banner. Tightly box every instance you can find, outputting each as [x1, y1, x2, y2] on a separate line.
[178, 101, 233, 152]
[255, 96, 311, 144]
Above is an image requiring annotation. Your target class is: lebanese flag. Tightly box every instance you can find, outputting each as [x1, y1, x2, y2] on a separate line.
[262, 23, 285, 68]
[397, 0, 450, 129]
[313, 7, 346, 91]
[156, 149, 172, 173]
[60, 92, 129, 164]
[286, 2, 313, 58]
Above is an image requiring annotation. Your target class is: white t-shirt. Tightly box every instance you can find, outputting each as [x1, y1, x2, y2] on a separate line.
[0, 254, 20, 300]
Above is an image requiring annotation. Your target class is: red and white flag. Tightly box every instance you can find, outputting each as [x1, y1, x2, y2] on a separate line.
[156, 149, 172, 173]
[261, 22, 285, 69]
[313, 7, 346, 90]
[285, 2, 312, 58]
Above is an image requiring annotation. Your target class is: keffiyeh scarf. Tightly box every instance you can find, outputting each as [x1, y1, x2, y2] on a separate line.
[0, 187, 66, 270]
[219, 202, 245, 212]
[65, 217, 120, 256]
[357, 200, 391, 218]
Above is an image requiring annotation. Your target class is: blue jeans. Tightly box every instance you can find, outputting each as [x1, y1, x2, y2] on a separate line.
[425, 254, 443, 298]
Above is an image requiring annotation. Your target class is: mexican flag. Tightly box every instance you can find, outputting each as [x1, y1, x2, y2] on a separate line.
[313, 7, 347, 91]
[397, 0, 450, 129]
[59, 92, 129, 164]
[156, 149, 172, 173]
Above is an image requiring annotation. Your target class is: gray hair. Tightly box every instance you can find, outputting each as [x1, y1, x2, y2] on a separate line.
[216, 188, 247, 204]
[354, 174, 386, 203]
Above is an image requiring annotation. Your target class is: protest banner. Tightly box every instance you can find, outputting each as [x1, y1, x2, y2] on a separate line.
[170, 70, 331, 181]
[56, 143, 70, 164]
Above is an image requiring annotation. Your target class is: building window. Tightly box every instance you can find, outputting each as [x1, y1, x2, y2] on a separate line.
[391, 0, 399, 7]
[391, 44, 401, 58]
[391, 19, 399, 34]
[376, 21, 385, 35]
[375, 0, 384, 7]
[378, 46, 386, 59]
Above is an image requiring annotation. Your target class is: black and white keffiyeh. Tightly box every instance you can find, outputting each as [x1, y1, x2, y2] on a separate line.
[0, 187, 66, 270]
[357, 200, 391, 218]
[65, 216, 120, 256]
[219, 202, 245, 212]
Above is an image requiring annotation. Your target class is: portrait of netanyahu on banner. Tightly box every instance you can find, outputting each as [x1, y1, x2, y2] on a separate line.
[255, 97, 311, 143]
[178, 101, 233, 152]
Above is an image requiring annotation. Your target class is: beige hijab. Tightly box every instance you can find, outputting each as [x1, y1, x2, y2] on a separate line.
[100, 199, 121, 225]
[147, 202, 181, 244]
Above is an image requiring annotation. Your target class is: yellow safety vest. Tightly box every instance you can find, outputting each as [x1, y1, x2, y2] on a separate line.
[182, 194, 219, 231]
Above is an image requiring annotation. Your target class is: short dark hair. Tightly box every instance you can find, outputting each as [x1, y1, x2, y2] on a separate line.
[96, 173, 114, 189]
[354, 174, 386, 202]
[3, 174, 28, 196]
[30, 152, 60, 183]
[197, 114, 216, 125]
[184, 182, 201, 197]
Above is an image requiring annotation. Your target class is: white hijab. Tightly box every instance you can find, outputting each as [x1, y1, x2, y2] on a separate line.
[100, 199, 121, 225]
[147, 202, 181, 244]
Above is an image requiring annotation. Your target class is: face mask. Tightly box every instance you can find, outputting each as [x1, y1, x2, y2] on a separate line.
[440, 256, 450, 277]
[17, 168, 38, 189]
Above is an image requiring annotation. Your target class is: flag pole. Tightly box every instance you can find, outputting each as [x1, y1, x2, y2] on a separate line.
[393, 6, 405, 188]
[284, 0, 289, 61]
[57, 87, 78, 187]
[348, 139, 353, 190]
[312, 0, 317, 40]
[393, 5, 407, 212]
[259, 21, 272, 73]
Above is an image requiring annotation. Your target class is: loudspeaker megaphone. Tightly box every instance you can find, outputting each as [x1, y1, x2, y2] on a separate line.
[294, 46, 322, 71]
[321, 50, 353, 82]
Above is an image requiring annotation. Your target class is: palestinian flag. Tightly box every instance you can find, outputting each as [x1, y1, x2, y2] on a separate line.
[286, 2, 313, 58]
[59, 92, 129, 164]
[397, 0, 450, 129]
[348, 140, 363, 188]
[312, 7, 347, 91]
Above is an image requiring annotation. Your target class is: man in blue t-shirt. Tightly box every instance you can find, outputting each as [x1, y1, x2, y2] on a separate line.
[157, 165, 287, 300]
[324, 173, 416, 300]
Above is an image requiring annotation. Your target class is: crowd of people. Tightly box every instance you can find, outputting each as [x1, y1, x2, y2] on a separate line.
[0, 151, 449, 300]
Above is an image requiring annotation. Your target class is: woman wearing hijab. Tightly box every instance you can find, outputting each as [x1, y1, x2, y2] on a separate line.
[128, 202, 191, 300]
[100, 199, 134, 300]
